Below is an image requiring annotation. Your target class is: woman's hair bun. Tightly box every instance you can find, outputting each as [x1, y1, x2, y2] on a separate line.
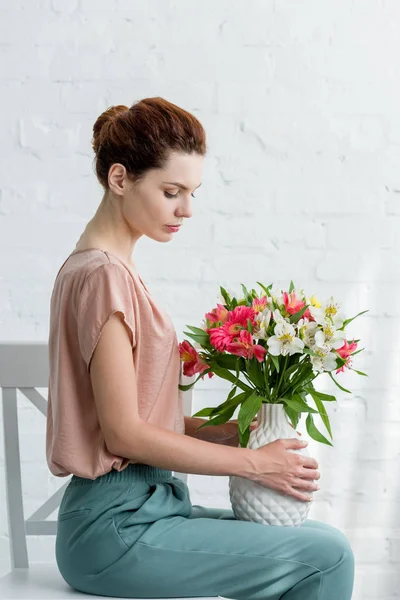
[91, 97, 206, 189]
[92, 105, 129, 155]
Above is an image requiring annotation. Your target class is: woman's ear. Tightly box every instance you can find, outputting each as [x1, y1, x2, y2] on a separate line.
[108, 163, 126, 196]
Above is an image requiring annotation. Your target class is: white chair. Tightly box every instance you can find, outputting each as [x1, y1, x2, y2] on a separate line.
[0, 341, 218, 600]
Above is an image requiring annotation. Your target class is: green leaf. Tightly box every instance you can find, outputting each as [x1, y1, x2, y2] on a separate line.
[237, 392, 263, 434]
[350, 347, 365, 357]
[283, 362, 302, 383]
[256, 281, 272, 297]
[227, 385, 238, 400]
[271, 354, 280, 374]
[178, 369, 213, 391]
[289, 304, 308, 325]
[213, 354, 245, 371]
[339, 309, 369, 330]
[210, 390, 253, 415]
[210, 363, 253, 392]
[283, 404, 300, 429]
[241, 284, 253, 304]
[195, 404, 238, 431]
[306, 388, 336, 403]
[235, 356, 240, 381]
[288, 281, 295, 293]
[351, 369, 368, 377]
[280, 395, 318, 414]
[193, 389, 252, 420]
[328, 371, 352, 393]
[307, 393, 333, 439]
[183, 331, 211, 347]
[219, 286, 231, 307]
[302, 347, 320, 358]
[247, 318, 253, 333]
[245, 357, 265, 389]
[211, 385, 238, 412]
[335, 355, 347, 368]
[185, 325, 211, 336]
[238, 425, 251, 448]
[192, 407, 216, 417]
[306, 414, 333, 446]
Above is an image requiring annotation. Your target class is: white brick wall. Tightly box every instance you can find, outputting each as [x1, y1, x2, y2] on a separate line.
[1, 1, 399, 598]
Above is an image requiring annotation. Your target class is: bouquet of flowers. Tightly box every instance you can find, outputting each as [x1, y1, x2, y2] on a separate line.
[179, 281, 367, 449]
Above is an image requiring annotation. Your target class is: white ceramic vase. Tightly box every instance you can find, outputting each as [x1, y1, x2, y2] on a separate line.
[228, 402, 312, 526]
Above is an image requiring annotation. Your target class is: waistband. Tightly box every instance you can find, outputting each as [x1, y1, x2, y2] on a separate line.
[69, 463, 174, 486]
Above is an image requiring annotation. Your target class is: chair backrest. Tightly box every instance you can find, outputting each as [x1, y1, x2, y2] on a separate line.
[0, 341, 195, 570]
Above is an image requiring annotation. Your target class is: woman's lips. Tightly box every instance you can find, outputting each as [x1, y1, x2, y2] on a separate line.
[166, 225, 181, 232]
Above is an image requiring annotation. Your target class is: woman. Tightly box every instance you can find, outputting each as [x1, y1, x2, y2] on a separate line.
[46, 97, 354, 599]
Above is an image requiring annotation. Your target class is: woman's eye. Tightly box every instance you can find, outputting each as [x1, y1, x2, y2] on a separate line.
[164, 191, 197, 199]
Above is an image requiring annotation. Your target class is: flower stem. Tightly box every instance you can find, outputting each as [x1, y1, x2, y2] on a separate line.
[273, 355, 289, 401]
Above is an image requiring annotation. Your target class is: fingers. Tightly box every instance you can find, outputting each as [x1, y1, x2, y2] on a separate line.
[298, 468, 320, 481]
[301, 456, 319, 470]
[293, 478, 319, 492]
[281, 438, 308, 450]
[286, 488, 313, 502]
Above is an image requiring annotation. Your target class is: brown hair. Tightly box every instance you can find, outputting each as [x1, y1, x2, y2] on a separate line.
[92, 97, 207, 189]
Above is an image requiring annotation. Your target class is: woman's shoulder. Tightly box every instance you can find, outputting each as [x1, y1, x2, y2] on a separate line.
[55, 248, 133, 284]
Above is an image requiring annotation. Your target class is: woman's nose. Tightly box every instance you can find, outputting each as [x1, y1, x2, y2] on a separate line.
[177, 200, 192, 219]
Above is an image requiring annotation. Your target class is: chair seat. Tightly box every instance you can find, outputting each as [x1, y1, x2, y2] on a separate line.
[0, 563, 221, 599]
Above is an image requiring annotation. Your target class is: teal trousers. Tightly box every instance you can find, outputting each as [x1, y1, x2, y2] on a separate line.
[56, 464, 354, 599]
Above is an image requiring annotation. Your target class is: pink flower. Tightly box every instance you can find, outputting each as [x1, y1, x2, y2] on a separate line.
[335, 339, 358, 374]
[179, 340, 197, 363]
[179, 341, 213, 379]
[224, 305, 257, 338]
[283, 291, 306, 316]
[226, 330, 267, 363]
[252, 296, 268, 314]
[205, 303, 229, 324]
[209, 305, 257, 352]
[228, 305, 257, 326]
[208, 327, 230, 352]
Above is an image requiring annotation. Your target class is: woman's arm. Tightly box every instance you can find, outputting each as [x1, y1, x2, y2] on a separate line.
[88, 313, 316, 503]
[89, 313, 254, 478]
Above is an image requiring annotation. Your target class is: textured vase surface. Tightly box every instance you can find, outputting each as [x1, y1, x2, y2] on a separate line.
[229, 402, 312, 526]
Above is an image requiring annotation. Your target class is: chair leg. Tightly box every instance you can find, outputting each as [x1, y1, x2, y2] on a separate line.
[2, 388, 29, 568]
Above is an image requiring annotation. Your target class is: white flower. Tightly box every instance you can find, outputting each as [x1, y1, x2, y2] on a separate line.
[309, 296, 345, 329]
[253, 324, 268, 340]
[256, 307, 271, 326]
[269, 285, 284, 306]
[267, 321, 305, 356]
[310, 345, 338, 373]
[272, 308, 289, 325]
[297, 318, 319, 348]
[200, 319, 208, 331]
[314, 323, 346, 350]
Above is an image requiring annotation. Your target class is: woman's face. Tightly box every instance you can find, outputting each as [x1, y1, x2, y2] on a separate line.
[110, 150, 204, 243]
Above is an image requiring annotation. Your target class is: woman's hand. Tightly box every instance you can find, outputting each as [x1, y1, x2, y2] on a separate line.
[251, 438, 319, 502]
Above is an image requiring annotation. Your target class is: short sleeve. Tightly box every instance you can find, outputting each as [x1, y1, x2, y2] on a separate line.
[77, 263, 137, 370]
